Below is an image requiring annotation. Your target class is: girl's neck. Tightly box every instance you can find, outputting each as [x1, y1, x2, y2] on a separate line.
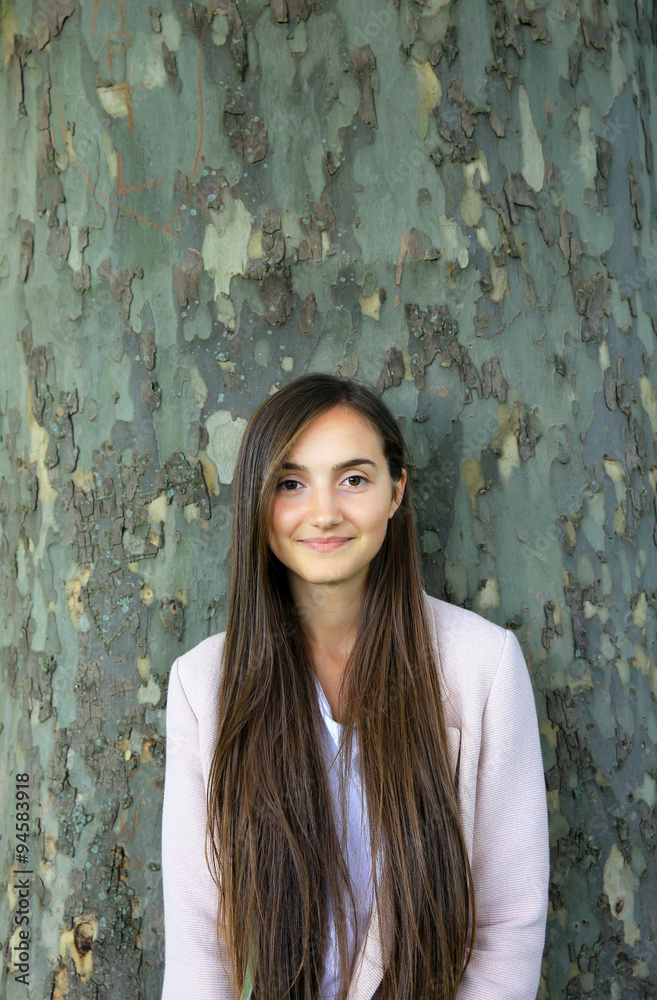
[288, 574, 364, 654]
[286, 573, 366, 722]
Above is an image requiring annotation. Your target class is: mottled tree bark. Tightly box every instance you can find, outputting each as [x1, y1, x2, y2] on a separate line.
[1, 1, 656, 998]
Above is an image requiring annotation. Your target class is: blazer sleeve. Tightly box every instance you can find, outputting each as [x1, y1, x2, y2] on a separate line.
[456, 629, 550, 1000]
[161, 657, 237, 1000]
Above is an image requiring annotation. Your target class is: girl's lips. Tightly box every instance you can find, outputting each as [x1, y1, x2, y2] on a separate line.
[299, 538, 353, 551]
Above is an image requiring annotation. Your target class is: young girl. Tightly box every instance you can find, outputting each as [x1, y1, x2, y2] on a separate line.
[160, 372, 549, 1000]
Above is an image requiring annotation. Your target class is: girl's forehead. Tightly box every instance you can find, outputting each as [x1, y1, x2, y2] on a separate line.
[290, 408, 379, 448]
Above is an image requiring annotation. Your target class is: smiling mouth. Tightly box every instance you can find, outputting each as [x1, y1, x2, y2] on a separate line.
[299, 538, 353, 551]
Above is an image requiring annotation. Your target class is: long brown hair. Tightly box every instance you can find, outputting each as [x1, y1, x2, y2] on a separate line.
[206, 372, 475, 999]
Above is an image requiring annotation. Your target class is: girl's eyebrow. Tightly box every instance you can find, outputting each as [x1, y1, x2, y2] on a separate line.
[281, 458, 379, 472]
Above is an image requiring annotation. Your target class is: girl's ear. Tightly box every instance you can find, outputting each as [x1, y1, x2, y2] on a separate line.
[389, 468, 407, 517]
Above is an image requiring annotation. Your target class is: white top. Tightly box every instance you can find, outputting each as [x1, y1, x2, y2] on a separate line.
[313, 675, 375, 1000]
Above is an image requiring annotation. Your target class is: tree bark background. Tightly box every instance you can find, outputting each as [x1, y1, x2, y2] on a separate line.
[1, 1, 656, 997]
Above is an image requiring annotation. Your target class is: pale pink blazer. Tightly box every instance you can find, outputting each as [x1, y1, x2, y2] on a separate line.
[161, 591, 550, 1000]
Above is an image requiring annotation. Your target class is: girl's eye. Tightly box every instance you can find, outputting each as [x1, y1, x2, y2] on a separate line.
[277, 475, 368, 492]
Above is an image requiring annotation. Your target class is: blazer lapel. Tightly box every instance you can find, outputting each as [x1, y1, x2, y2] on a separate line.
[346, 891, 389, 1000]
[445, 725, 462, 786]
[347, 727, 462, 1000]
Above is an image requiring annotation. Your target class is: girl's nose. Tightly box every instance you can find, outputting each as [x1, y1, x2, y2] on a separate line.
[309, 485, 343, 527]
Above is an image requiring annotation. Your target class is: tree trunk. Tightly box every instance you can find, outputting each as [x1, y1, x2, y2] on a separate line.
[1, 1, 655, 997]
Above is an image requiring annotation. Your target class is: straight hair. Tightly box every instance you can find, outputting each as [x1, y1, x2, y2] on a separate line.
[205, 372, 475, 1000]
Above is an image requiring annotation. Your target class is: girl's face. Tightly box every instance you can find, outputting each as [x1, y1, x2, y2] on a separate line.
[268, 405, 406, 590]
